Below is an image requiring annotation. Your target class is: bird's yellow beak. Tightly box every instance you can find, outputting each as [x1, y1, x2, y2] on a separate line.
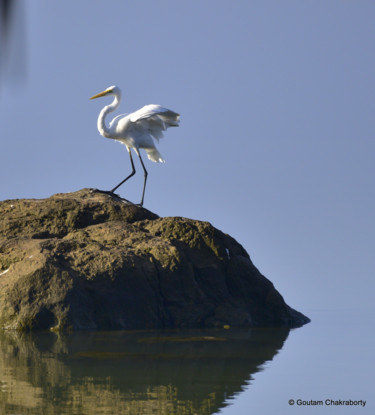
[90, 90, 109, 100]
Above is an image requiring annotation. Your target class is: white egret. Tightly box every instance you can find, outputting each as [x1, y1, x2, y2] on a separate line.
[90, 85, 180, 206]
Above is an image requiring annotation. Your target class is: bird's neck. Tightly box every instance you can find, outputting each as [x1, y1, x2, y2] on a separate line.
[97, 94, 121, 138]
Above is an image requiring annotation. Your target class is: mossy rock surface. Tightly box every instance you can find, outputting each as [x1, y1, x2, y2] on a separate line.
[0, 189, 310, 331]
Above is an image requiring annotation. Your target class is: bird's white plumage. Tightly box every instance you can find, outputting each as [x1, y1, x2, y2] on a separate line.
[91, 86, 179, 162]
[90, 85, 180, 205]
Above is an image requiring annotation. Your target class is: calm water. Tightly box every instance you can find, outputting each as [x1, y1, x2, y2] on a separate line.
[0, 310, 372, 415]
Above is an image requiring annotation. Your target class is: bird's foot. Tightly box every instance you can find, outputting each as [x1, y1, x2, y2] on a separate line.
[94, 189, 134, 204]
[94, 189, 118, 198]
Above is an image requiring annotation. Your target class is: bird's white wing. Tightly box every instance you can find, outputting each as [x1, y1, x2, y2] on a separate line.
[109, 113, 128, 129]
[129, 105, 180, 141]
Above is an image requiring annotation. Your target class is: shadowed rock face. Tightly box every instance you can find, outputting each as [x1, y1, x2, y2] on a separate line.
[0, 189, 310, 331]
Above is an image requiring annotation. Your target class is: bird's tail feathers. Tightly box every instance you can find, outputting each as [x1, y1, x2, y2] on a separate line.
[145, 148, 165, 163]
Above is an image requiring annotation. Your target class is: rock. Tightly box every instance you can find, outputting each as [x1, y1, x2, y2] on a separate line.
[0, 189, 310, 331]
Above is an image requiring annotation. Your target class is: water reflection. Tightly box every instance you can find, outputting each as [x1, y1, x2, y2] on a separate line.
[0, 328, 290, 414]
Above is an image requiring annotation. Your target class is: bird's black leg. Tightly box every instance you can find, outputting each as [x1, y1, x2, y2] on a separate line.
[137, 152, 148, 207]
[110, 149, 136, 193]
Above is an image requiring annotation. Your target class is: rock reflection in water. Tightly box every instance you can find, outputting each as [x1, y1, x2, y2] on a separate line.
[0, 328, 290, 414]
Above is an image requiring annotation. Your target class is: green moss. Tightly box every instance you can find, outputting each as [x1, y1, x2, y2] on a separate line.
[0, 254, 23, 270]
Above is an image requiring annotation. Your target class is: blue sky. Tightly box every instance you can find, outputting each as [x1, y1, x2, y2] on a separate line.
[0, 0, 374, 316]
